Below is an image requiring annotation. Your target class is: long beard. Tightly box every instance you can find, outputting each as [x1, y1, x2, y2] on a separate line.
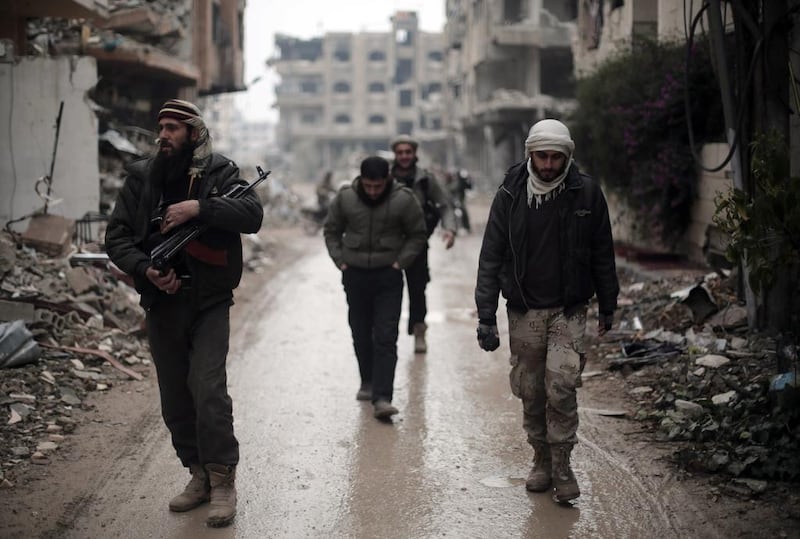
[151, 142, 194, 194]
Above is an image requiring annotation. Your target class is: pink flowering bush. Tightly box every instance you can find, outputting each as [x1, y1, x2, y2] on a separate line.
[570, 39, 723, 246]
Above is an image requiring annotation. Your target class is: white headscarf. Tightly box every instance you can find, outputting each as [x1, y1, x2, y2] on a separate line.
[524, 119, 575, 208]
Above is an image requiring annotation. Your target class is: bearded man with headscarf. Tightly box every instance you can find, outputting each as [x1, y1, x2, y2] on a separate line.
[105, 99, 263, 527]
[474, 119, 619, 504]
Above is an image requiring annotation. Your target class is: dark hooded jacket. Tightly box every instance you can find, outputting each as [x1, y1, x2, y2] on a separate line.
[475, 160, 619, 325]
[105, 153, 264, 310]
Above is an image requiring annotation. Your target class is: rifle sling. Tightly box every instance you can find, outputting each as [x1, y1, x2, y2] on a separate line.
[185, 240, 228, 266]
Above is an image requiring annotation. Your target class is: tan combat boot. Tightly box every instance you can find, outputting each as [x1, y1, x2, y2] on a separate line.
[525, 444, 551, 492]
[551, 444, 580, 503]
[413, 322, 427, 353]
[205, 464, 237, 527]
[168, 463, 210, 512]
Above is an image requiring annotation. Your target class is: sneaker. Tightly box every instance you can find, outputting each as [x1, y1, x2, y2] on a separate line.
[373, 399, 399, 419]
[356, 383, 372, 401]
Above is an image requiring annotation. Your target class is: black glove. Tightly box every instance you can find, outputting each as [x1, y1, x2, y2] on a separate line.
[477, 323, 500, 351]
[599, 312, 614, 333]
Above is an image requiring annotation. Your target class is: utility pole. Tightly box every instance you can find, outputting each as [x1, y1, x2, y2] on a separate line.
[706, 0, 758, 328]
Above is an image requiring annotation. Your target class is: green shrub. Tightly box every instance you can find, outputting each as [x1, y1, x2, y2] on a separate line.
[570, 39, 724, 246]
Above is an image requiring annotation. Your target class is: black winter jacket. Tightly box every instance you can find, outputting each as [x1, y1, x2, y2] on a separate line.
[475, 161, 619, 325]
[105, 154, 264, 310]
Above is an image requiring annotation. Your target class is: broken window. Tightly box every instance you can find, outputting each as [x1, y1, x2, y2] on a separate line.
[428, 50, 443, 62]
[300, 80, 318, 93]
[395, 59, 413, 84]
[399, 90, 413, 107]
[395, 29, 414, 46]
[503, 0, 524, 23]
[397, 121, 413, 135]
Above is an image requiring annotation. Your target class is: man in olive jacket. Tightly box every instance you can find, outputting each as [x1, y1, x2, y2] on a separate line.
[475, 119, 619, 504]
[324, 156, 427, 420]
[105, 99, 263, 527]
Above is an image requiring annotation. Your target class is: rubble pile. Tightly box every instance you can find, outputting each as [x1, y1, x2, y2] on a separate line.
[0, 232, 148, 488]
[597, 266, 799, 488]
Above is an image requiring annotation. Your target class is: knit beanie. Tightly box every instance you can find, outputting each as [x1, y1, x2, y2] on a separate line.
[157, 99, 212, 179]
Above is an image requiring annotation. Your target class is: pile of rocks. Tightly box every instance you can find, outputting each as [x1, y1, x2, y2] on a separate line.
[596, 266, 799, 491]
[0, 232, 148, 489]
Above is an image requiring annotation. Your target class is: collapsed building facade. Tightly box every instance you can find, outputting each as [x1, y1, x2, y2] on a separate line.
[268, 11, 448, 182]
[443, 0, 577, 188]
[0, 0, 245, 235]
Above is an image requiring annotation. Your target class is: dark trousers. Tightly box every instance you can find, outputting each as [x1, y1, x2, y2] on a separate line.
[403, 247, 430, 335]
[343, 266, 403, 402]
[146, 296, 239, 467]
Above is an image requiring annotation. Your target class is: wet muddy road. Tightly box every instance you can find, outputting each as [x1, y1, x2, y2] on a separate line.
[65, 229, 681, 538]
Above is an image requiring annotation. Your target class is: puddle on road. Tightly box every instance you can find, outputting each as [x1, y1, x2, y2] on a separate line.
[479, 475, 526, 488]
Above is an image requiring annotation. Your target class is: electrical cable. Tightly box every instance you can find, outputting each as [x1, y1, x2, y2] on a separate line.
[7, 60, 18, 221]
[684, 0, 762, 173]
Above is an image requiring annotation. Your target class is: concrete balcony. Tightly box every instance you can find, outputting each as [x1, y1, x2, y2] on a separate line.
[491, 20, 572, 48]
[274, 91, 325, 106]
[270, 60, 324, 77]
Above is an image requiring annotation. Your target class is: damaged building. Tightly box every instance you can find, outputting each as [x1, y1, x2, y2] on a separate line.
[443, 0, 577, 187]
[268, 11, 448, 181]
[0, 0, 245, 240]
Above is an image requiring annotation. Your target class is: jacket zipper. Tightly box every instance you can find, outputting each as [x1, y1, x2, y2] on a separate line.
[504, 185, 531, 311]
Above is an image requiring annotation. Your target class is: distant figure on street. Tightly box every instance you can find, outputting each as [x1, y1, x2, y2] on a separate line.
[316, 170, 336, 212]
[324, 156, 427, 420]
[390, 134, 457, 354]
[105, 99, 263, 527]
[446, 168, 472, 233]
[474, 119, 619, 503]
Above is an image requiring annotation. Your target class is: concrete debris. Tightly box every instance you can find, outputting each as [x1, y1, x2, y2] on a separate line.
[601, 265, 800, 484]
[696, 354, 731, 369]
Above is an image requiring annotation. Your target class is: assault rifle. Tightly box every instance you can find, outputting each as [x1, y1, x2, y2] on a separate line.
[150, 166, 270, 273]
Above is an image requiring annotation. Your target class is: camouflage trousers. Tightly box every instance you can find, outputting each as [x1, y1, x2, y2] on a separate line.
[507, 306, 587, 446]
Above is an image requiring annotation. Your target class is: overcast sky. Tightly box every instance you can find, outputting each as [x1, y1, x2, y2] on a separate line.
[237, 0, 446, 122]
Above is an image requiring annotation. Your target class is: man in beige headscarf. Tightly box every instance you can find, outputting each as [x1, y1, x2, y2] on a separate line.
[106, 99, 263, 526]
[475, 119, 619, 503]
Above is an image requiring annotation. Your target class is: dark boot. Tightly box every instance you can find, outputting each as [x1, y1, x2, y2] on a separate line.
[551, 444, 580, 502]
[525, 444, 551, 492]
[413, 323, 427, 353]
[168, 463, 209, 512]
[206, 464, 237, 527]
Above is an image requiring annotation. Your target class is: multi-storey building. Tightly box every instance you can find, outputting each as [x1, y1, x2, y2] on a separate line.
[444, 0, 576, 187]
[268, 11, 447, 181]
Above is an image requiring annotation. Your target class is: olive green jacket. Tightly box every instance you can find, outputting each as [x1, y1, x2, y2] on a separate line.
[323, 178, 427, 270]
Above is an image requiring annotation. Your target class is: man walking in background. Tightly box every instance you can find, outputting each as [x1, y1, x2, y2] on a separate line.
[105, 99, 263, 526]
[390, 134, 457, 354]
[324, 156, 427, 419]
[474, 119, 619, 503]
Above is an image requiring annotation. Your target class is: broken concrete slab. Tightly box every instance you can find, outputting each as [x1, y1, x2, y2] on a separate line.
[0, 299, 35, 323]
[696, 354, 730, 369]
[20, 214, 75, 257]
